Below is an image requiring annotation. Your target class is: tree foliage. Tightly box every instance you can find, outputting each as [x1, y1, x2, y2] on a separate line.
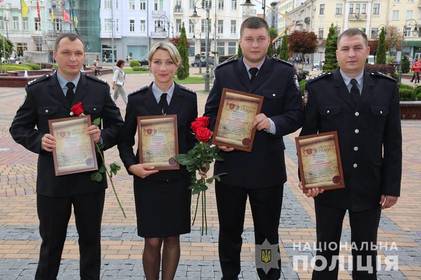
[376, 27, 386, 64]
[385, 26, 403, 51]
[288, 31, 317, 54]
[0, 35, 13, 60]
[323, 24, 338, 72]
[176, 25, 189, 80]
[278, 33, 289, 60]
[401, 55, 410, 73]
[267, 27, 278, 57]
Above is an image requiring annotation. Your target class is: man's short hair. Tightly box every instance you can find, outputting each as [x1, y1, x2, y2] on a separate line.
[240, 16, 269, 37]
[337, 28, 368, 46]
[54, 33, 84, 51]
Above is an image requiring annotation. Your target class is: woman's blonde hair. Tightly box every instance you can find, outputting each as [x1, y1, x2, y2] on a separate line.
[148, 41, 181, 66]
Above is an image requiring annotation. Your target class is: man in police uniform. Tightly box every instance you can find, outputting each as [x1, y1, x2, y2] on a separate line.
[300, 28, 402, 280]
[204, 17, 303, 280]
[9, 33, 123, 279]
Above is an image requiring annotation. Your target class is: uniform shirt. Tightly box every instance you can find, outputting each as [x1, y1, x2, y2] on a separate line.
[340, 69, 364, 94]
[242, 58, 276, 135]
[56, 71, 80, 97]
[152, 82, 175, 105]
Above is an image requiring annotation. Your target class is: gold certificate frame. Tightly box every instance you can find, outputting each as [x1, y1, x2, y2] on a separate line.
[295, 131, 345, 192]
[212, 88, 263, 152]
[49, 116, 98, 176]
[137, 115, 179, 170]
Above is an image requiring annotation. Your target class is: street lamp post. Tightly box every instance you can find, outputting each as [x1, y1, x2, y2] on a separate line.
[191, 2, 211, 92]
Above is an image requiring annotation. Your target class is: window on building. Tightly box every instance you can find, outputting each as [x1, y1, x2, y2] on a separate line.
[371, 28, 379, 39]
[188, 41, 195, 56]
[175, 0, 182, 12]
[116, 19, 119, 32]
[129, 0, 135, 10]
[104, 0, 112, 9]
[0, 17, 4, 30]
[155, 20, 164, 32]
[319, 4, 325, 15]
[104, 19, 112, 32]
[189, 20, 194, 33]
[349, 3, 354, 14]
[190, 0, 195, 9]
[12, 16, 19, 30]
[34, 17, 41, 31]
[16, 42, 28, 56]
[22, 17, 28, 31]
[35, 40, 42, 51]
[394, 0, 399, 2]
[373, 3, 380, 15]
[406, 10, 414, 20]
[218, 0, 224, 10]
[140, 20, 145, 32]
[140, 0, 146, 10]
[176, 19, 181, 33]
[355, 3, 360, 14]
[335, 3, 343, 15]
[392, 10, 399, 20]
[154, 0, 164, 11]
[403, 26, 411, 37]
[115, 0, 118, 9]
[202, 0, 212, 9]
[230, 20, 236, 34]
[318, 28, 323, 39]
[232, 0, 237, 10]
[228, 41, 236, 55]
[130, 19, 135, 32]
[55, 18, 62, 32]
[218, 20, 223, 34]
[361, 3, 366, 14]
[217, 41, 224, 55]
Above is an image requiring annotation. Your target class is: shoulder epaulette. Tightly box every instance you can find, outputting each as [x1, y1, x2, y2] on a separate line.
[86, 74, 108, 84]
[130, 86, 148, 96]
[273, 57, 293, 67]
[215, 56, 238, 70]
[307, 72, 333, 84]
[27, 74, 51, 87]
[178, 84, 196, 95]
[371, 71, 396, 82]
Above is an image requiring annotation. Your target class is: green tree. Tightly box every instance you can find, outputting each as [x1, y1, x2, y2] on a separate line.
[0, 35, 13, 60]
[323, 24, 338, 72]
[401, 55, 410, 73]
[237, 44, 242, 57]
[376, 27, 386, 64]
[267, 27, 278, 57]
[278, 33, 289, 60]
[176, 25, 189, 80]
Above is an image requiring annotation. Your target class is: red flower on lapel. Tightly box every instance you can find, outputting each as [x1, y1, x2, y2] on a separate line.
[71, 102, 84, 116]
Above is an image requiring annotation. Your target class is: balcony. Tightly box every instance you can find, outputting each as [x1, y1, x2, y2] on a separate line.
[152, 10, 166, 17]
[349, 13, 367, 21]
[150, 31, 168, 39]
[174, 5, 183, 14]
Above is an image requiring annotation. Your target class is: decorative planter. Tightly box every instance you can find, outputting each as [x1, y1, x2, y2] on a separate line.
[400, 101, 421, 119]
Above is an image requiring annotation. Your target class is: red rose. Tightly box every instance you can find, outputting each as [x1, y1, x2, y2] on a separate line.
[71, 102, 84, 116]
[195, 127, 212, 142]
[191, 116, 210, 133]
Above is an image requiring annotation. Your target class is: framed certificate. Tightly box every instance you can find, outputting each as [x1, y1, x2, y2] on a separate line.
[295, 131, 345, 192]
[49, 116, 98, 176]
[137, 115, 179, 170]
[212, 88, 263, 152]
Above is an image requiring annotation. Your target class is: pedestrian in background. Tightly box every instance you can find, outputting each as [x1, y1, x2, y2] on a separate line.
[112, 59, 127, 104]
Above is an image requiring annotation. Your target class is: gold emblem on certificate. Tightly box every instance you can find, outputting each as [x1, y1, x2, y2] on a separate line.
[137, 115, 179, 170]
[295, 131, 345, 192]
[49, 116, 98, 176]
[212, 88, 263, 152]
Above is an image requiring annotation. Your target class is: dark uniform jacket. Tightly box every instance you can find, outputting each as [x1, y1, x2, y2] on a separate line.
[9, 73, 124, 197]
[118, 83, 197, 185]
[204, 57, 303, 189]
[300, 69, 402, 211]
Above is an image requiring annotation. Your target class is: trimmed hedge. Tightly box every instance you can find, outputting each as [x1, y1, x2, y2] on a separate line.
[129, 60, 140, 67]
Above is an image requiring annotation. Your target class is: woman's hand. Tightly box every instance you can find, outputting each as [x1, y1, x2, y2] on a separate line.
[128, 164, 159, 178]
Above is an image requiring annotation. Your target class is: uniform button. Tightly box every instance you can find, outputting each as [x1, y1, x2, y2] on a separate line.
[326, 110, 330, 114]
[380, 110, 383, 115]
[355, 112, 359, 117]
[353, 163, 358, 168]
[354, 129, 359, 134]
[272, 93, 276, 97]
[45, 109, 49, 113]
[93, 107, 97, 111]
[354, 146, 359, 151]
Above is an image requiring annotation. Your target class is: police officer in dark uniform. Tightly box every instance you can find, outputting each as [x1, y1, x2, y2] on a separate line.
[204, 17, 303, 280]
[9, 33, 123, 280]
[300, 28, 402, 280]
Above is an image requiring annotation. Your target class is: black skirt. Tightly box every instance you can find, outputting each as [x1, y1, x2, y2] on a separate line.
[133, 178, 191, 238]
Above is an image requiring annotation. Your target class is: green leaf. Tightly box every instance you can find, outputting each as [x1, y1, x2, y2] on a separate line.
[99, 165, 106, 174]
[93, 117, 102, 126]
[109, 162, 121, 176]
[90, 172, 103, 182]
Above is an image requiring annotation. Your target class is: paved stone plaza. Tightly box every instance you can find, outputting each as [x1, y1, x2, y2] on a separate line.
[0, 73, 420, 279]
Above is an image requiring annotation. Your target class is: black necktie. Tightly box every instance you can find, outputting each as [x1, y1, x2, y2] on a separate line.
[350, 79, 360, 105]
[249, 67, 258, 82]
[66, 82, 75, 106]
[159, 93, 168, 115]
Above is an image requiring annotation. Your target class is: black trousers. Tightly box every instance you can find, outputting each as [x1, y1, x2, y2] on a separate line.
[312, 203, 381, 280]
[35, 191, 105, 280]
[215, 182, 283, 280]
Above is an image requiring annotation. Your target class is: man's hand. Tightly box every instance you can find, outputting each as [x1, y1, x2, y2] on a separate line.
[128, 164, 159, 179]
[253, 113, 270, 131]
[41, 133, 56, 152]
[379, 195, 398, 209]
[87, 125, 101, 144]
[218, 145, 234, 152]
[298, 181, 325, 198]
